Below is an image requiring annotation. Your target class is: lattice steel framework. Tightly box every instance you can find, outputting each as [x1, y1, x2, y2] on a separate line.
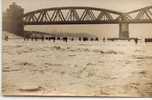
[124, 6, 152, 23]
[23, 6, 152, 25]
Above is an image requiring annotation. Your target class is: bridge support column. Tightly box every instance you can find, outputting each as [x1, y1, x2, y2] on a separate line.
[3, 2, 24, 35]
[119, 23, 129, 39]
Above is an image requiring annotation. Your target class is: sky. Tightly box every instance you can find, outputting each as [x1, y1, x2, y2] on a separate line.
[2, 0, 152, 38]
[3, 0, 152, 13]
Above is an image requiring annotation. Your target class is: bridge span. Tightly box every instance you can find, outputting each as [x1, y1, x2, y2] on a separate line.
[3, 2, 152, 40]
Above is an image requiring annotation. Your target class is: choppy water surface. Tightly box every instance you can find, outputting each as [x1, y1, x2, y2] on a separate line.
[3, 39, 152, 97]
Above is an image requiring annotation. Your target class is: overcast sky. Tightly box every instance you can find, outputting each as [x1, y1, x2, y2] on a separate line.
[2, 0, 152, 38]
[3, 0, 152, 13]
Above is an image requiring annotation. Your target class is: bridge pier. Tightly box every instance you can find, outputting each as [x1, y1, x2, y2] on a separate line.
[3, 2, 24, 35]
[119, 23, 129, 40]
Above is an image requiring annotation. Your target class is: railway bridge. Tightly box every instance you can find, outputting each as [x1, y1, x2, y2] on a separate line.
[3, 2, 152, 40]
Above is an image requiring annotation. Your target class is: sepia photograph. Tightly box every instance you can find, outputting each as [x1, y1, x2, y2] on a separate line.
[2, 0, 152, 97]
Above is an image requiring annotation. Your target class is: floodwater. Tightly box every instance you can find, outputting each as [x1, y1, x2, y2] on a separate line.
[2, 38, 152, 97]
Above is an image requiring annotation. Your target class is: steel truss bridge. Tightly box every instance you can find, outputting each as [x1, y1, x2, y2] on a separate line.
[23, 6, 152, 39]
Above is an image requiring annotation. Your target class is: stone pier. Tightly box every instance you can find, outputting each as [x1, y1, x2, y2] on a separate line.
[3, 2, 24, 35]
[119, 23, 129, 40]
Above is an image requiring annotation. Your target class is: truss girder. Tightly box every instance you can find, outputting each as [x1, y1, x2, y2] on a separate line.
[24, 6, 152, 25]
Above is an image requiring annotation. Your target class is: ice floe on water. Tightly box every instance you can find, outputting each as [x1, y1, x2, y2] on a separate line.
[2, 38, 152, 97]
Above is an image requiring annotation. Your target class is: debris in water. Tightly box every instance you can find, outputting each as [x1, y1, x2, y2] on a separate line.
[19, 86, 42, 92]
